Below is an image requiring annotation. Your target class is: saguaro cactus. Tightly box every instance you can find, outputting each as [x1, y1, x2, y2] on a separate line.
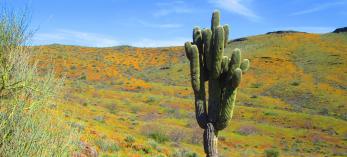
[184, 10, 250, 157]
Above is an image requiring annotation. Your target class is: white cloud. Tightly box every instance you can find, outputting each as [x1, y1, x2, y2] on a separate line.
[138, 20, 183, 28]
[130, 37, 190, 47]
[291, 1, 347, 16]
[276, 26, 334, 33]
[33, 29, 119, 47]
[33, 29, 189, 47]
[208, 0, 260, 21]
[153, 1, 193, 17]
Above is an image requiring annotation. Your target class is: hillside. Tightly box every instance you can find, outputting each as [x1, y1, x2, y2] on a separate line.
[33, 32, 347, 157]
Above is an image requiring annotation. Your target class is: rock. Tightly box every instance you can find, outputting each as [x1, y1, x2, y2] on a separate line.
[332, 27, 347, 33]
[73, 141, 98, 157]
[266, 30, 305, 35]
[232, 37, 248, 42]
[250, 95, 258, 98]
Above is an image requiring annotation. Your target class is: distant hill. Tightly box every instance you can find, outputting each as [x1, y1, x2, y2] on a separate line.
[34, 31, 347, 157]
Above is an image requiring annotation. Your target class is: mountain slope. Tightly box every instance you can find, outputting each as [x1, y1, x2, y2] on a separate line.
[34, 32, 347, 157]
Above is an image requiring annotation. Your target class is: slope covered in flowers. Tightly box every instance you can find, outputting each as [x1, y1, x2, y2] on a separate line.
[34, 32, 347, 157]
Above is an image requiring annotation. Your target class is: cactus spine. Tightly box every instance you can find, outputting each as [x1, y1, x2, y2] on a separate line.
[185, 10, 250, 157]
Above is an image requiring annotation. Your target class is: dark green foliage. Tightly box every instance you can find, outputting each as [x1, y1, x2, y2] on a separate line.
[172, 149, 198, 157]
[124, 135, 135, 145]
[251, 83, 262, 88]
[149, 132, 169, 143]
[291, 80, 300, 86]
[95, 138, 120, 152]
[264, 149, 279, 157]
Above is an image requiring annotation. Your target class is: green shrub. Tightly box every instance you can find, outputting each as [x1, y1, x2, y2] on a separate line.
[291, 81, 300, 86]
[95, 138, 120, 152]
[147, 139, 161, 151]
[172, 149, 198, 157]
[149, 132, 169, 143]
[264, 148, 279, 157]
[0, 7, 79, 156]
[263, 111, 278, 116]
[145, 96, 157, 104]
[124, 135, 136, 145]
[251, 82, 262, 88]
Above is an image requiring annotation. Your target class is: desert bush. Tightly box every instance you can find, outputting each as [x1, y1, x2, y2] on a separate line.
[264, 148, 279, 157]
[69, 121, 85, 132]
[145, 96, 157, 104]
[106, 103, 117, 114]
[171, 149, 198, 157]
[147, 139, 163, 152]
[318, 108, 329, 116]
[250, 82, 262, 88]
[149, 131, 169, 143]
[263, 111, 278, 116]
[142, 124, 169, 143]
[235, 125, 258, 136]
[169, 129, 186, 143]
[290, 80, 300, 86]
[0, 7, 79, 156]
[94, 138, 120, 152]
[94, 115, 105, 123]
[124, 135, 135, 145]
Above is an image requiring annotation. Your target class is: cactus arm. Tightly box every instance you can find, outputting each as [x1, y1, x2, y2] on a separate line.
[202, 29, 212, 72]
[221, 56, 230, 73]
[188, 45, 200, 93]
[231, 68, 242, 88]
[184, 42, 192, 61]
[216, 68, 242, 130]
[185, 43, 208, 129]
[240, 59, 250, 72]
[211, 26, 224, 79]
[223, 25, 229, 48]
[193, 27, 203, 55]
[230, 48, 241, 70]
[211, 10, 220, 31]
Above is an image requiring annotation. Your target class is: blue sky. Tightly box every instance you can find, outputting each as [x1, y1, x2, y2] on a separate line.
[5, 0, 347, 47]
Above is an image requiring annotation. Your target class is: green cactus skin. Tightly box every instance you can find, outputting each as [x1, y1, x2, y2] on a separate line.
[185, 10, 250, 157]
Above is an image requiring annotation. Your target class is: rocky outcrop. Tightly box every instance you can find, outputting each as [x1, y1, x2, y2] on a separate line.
[332, 27, 347, 33]
[73, 142, 98, 157]
[266, 30, 305, 35]
[232, 37, 248, 42]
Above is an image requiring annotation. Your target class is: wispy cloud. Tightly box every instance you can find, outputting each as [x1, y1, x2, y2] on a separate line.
[33, 29, 119, 47]
[130, 37, 190, 47]
[33, 29, 188, 47]
[138, 20, 183, 28]
[291, 1, 347, 16]
[208, 0, 261, 21]
[153, 0, 193, 17]
[276, 26, 334, 33]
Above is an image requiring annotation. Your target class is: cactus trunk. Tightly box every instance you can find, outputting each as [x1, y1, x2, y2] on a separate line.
[184, 10, 250, 156]
[204, 123, 218, 157]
